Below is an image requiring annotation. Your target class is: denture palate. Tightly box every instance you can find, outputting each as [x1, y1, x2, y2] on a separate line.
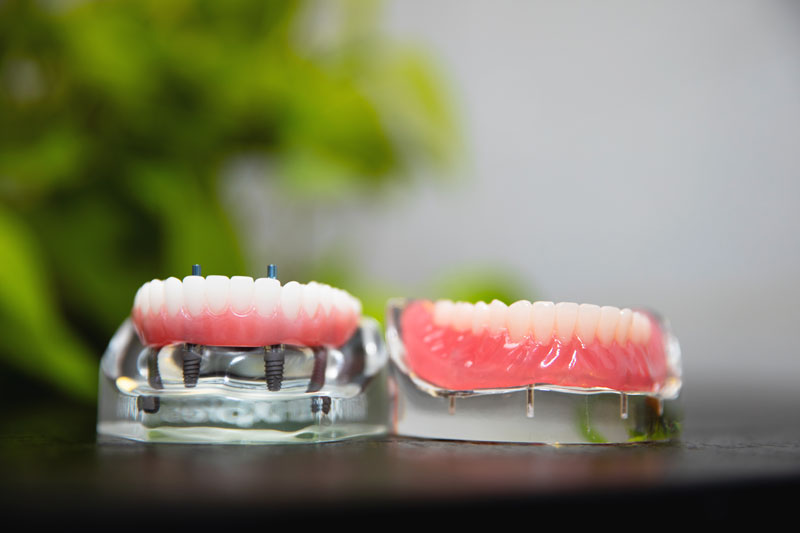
[402, 298, 667, 394]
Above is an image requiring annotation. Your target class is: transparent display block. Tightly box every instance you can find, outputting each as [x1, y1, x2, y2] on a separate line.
[98, 318, 390, 444]
[386, 299, 681, 444]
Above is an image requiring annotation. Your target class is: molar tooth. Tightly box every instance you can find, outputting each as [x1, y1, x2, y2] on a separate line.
[471, 301, 490, 335]
[487, 299, 509, 335]
[164, 277, 183, 316]
[452, 301, 474, 331]
[630, 312, 652, 345]
[531, 301, 555, 343]
[230, 276, 255, 314]
[576, 303, 601, 344]
[149, 279, 165, 314]
[507, 300, 532, 342]
[597, 306, 621, 346]
[206, 275, 230, 315]
[615, 308, 633, 345]
[254, 277, 280, 316]
[433, 300, 455, 327]
[182, 275, 206, 317]
[554, 302, 579, 343]
[281, 281, 302, 320]
[302, 282, 320, 317]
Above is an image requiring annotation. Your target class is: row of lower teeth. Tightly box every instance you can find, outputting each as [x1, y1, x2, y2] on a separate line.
[433, 299, 652, 346]
[133, 277, 361, 320]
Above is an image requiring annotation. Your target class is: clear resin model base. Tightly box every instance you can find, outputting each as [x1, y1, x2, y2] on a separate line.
[98, 318, 389, 444]
[386, 300, 681, 444]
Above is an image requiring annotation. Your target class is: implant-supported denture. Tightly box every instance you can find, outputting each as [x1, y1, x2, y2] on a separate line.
[400, 299, 672, 394]
[131, 276, 362, 348]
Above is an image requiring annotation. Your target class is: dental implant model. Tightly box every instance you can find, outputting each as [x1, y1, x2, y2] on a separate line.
[97, 265, 389, 444]
[386, 298, 681, 443]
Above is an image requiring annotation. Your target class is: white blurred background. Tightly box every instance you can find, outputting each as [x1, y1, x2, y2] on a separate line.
[367, 0, 800, 391]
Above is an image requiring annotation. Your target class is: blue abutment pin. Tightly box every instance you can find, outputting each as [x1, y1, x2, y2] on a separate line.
[192, 264, 201, 276]
[267, 264, 277, 279]
[183, 263, 203, 388]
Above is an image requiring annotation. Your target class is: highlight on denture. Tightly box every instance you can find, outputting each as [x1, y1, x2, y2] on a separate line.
[385, 297, 682, 443]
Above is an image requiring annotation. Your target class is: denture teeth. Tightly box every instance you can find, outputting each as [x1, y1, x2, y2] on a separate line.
[507, 300, 532, 342]
[230, 276, 254, 314]
[488, 299, 508, 335]
[182, 275, 206, 317]
[281, 281, 301, 320]
[531, 301, 555, 343]
[318, 284, 334, 315]
[471, 301, 490, 335]
[576, 303, 601, 344]
[149, 279, 165, 314]
[615, 308, 633, 345]
[140, 282, 152, 316]
[433, 300, 455, 327]
[597, 306, 621, 346]
[351, 296, 362, 316]
[452, 301, 474, 331]
[254, 277, 280, 316]
[554, 302, 579, 343]
[302, 282, 320, 318]
[164, 277, 183, 316]
[630, 312, 652, 345]
[206, 275, 230, 315]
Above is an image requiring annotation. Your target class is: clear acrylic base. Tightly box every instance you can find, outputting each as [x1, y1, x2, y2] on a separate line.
[98, 318, 390, 444]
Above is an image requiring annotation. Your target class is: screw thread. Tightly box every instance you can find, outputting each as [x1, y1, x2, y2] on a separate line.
[265, 346, 284, 391]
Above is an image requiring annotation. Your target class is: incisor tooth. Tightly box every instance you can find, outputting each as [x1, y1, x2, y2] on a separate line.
[597, 306, 621, 346]
[302, 282, 320, 318]
[531, 301, 555, 343]
[615, 308, 633, 345]
[149, 280, 165, 313]
[254, 277, 280, 316]
[164, 277, 182, 316]
[576, 303, 601, 344]
[434, 300, 455, 327]
[554, 302, 579, 343]
[507, 300, 532, 342]
[206, 275, 230, 315]
[488, 300, 508, 335]
[281, 281, 301, 320]
[230, 276, 254, 314]
[471, 301, 490, 335]
[452, 302, 474, 331]
[182, 276, 206, 317]
[319, 284, 334, 315]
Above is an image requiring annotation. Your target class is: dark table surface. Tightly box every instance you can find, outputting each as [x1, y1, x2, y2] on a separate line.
[2, 381, 799, 523]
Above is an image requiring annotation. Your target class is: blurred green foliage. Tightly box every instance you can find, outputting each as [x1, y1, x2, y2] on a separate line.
[0, 0, 461, 402]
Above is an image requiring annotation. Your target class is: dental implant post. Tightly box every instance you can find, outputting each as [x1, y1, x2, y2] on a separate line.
[183, 263, 203, 388]
[264, 264, 285, 391]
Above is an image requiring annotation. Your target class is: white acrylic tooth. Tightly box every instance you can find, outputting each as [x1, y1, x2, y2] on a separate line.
[281, 281, 301, 320]
[230, 276, 255, 314]
[554, 302, 579, 343]
[630, 312, 652, 345]
[140, 282, 151, 315]
[318, 284, 334, 315]
[254, 277, 281, 316]
[182, 275, 206, 317]
[597, 306, 621, 346]
[615, 308, 633, 345]
[164, 277, 183, 316]
[531, 301, 555, 343]
[507, 300, 532, 342]
[206, 275, 230, 315]
[149, 279, 165, 314]
[487, 299, 509, 335]
[333, 289, 350, 314]
[351, 296, 362, 316]
[433, 300, 455, 327]
[576, 303, 601, 344]
[302, 282, 320, 318]
[452, 302, 474, 331]
[471, 301, 490, 335]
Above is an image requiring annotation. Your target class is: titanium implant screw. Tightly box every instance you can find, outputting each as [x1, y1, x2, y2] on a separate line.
[264, 346, 284, 391]
[182, 345, 202, 388]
